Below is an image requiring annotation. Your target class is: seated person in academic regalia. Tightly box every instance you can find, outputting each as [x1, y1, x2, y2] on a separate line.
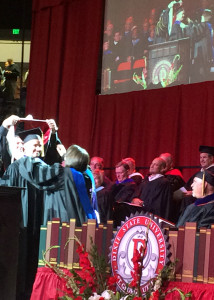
[160, 152, 186, 223]
[122, 157, 144, 185]
[160, 152, 185, 192]
[111, 160, 137, 203]
[90, 156, 112, 189]
[185, 145, 214, 192]
[111, 161, 139, 227]
[177, 170, 214, 228]
[160, 153, 185, 223]
[132, 157, 173, 222]
[182, 145, 214, 211]
[93, 168, 114, 224]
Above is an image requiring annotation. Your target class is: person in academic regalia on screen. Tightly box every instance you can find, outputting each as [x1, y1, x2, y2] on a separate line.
[154, 1, 182, 44]
[177, 169, 214, 228]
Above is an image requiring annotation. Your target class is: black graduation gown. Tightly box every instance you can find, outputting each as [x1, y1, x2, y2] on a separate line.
[138, 176, 173, 222]
[96, 187, 114, 224]
[111, 180, 140, 227]
[185, 166, 214, 191]
[165, 174, 185, 193]
[43, 132, 63, 165]
[17, 156, 88, 226]
[177, 194, 214, 228]
[154, 8, 170, 44]
[0, 122, 62, 177]
[0, 157, 91, 298]
[111, 180, 137, 204]
[0, 159, 44, 299]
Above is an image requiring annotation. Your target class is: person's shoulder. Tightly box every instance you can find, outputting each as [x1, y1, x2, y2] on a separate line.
[154, 175, 170, 184]
[207, 166, 214, 173]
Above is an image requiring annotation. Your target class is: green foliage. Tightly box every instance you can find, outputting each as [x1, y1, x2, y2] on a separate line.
[89, 236, 111, 294]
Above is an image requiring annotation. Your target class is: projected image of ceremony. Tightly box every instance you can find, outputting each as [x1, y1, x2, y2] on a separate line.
[101, 0, 214, 94]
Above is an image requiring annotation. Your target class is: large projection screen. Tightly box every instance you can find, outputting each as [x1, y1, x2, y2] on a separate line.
[101, 0, 214, 94]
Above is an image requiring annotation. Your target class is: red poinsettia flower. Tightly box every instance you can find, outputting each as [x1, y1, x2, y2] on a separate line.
[107, 275, 117, 292]
[79, 286, 85, 294]
[107, 275, 117, 286]
[149, 290, 160, 300]
[75, 296, 83, 300]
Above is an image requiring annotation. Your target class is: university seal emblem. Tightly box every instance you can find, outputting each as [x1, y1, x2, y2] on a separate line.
[110, 213, 169, 294]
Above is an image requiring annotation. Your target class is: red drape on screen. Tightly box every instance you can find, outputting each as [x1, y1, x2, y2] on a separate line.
[27, 0, 214, 182]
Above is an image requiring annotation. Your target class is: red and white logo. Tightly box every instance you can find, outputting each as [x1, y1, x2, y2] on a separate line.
[110, 214, 168, 294]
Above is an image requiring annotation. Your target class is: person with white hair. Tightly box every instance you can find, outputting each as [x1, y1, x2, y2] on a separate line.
[131, 157, 173, 222]
[177, 170, 214, 228]
[122, 157, 144, 184]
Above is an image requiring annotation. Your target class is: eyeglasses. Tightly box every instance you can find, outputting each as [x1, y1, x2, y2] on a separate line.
[115, 170, 127, 175]
[91, 163, 102, 168]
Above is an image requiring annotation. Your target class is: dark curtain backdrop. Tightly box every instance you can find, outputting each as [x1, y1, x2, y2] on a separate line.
[27, 0, 214, 182]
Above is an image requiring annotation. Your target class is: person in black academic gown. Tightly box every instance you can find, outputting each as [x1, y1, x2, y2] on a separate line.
[0, 124, 64, 300]
[0, 127, 45, 300]
[90, 156, 113, 189]
[177, 170, 214, 228]
[0, 115, 62, 176]
[92, 168, 113, 224]
[0, 143, 99, 299]
[182, 145, 214, 213]
[185, 145, 214, 191]
[112, 161, 141, 227]
[159, 152, 186, 222]
[131, 157, 173, 222]
[122, 157, 144, 185]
